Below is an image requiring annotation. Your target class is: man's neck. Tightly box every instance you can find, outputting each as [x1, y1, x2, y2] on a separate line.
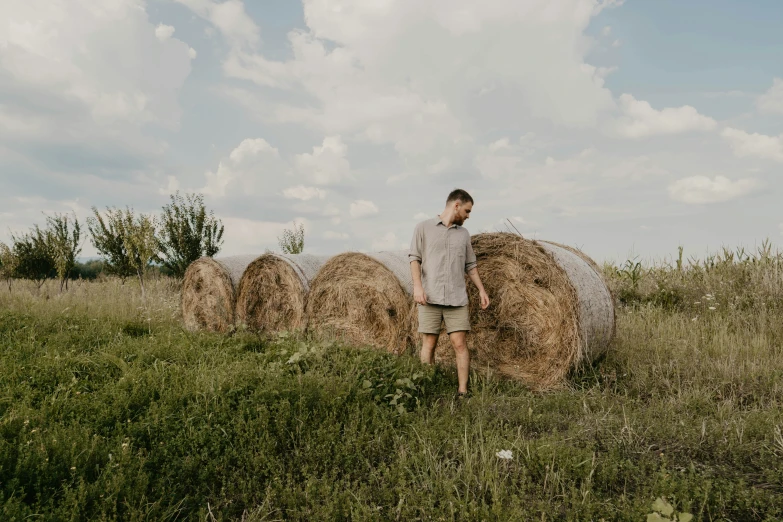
[439, 208, 456, 228]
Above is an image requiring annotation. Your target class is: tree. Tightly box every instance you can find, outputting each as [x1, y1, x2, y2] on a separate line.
[46, 212, 82, 292]
[278, 221, 305, 254]
[121, 209, 158, 300]
[87, 206, 135, 282]
[157, 192, 224, 278]
[11, 226, 55, 290]
[0, 242, 18, 292]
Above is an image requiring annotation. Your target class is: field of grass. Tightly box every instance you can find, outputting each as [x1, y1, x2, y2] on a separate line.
[1, 247, 783, 521]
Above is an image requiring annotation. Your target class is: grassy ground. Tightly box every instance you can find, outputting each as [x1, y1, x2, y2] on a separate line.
[1, 250, 783, 521]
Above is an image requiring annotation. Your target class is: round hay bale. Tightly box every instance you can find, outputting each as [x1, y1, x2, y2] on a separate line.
[412, 233, 614, 391]
[305, 251, 414, 354]
[181, 254, 258, 332]
[235, 253, 329, 333]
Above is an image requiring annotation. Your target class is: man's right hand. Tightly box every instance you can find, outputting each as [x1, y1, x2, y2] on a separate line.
[413, 285, 428, 305]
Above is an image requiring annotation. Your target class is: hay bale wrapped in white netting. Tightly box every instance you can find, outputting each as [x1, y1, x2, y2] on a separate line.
[304, 251, 414, 354]
[181, 255, 259, 332]
[411, 233, 615, 391]
[235, 253, 331, 333]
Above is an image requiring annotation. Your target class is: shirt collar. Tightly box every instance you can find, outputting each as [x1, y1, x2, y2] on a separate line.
[435, 216, 459, 229]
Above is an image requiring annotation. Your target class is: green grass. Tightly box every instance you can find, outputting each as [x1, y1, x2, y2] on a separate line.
[1, 253, 783, 521]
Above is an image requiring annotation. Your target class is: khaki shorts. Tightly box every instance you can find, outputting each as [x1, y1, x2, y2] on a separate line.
[417, 303, 470, 334]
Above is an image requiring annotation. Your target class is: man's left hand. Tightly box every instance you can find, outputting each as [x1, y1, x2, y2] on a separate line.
[479, 290, 490, 310]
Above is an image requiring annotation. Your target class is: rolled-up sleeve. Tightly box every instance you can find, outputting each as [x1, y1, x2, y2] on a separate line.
[409, 223, 423, 263]
[465, 237, 477, 273]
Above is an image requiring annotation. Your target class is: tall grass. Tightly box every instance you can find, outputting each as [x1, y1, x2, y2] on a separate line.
[1, 245, 783, 520]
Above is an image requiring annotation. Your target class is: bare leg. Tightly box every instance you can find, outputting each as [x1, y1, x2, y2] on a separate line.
[449, 331, 469, 394]
[419, 333, 438, 365]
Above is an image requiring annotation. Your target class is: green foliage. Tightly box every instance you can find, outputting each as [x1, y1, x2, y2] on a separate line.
[45, 212, 82, 292]
[87, 207, 136, 281]
[157, 192, 224, 278]
[10, 225, 55, 289]
[278, 221, 305, 254]
[0, 242, 18, 291]
[70, 259, 105, 280]
[121, 210, 158, 299]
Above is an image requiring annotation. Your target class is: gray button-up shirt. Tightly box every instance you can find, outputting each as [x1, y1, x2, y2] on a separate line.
[408, 217, 477, 307]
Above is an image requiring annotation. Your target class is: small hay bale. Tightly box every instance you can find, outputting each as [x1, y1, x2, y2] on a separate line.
[413, 233, 614, 391]
[235, 253, 329, 333]
[305, 251, 414, 354]
[181, 255, 258, 332]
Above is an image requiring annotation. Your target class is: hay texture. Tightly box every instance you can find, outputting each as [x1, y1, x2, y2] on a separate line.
[181, 255, 258, 332]
[235, 253, 329, 333]
[305, 251, 414, 354]
[414, 233, 614, 391]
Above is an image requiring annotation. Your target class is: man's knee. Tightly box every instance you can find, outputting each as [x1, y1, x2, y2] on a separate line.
[421, 333, 438, 349]
[450, 332, 468, 354]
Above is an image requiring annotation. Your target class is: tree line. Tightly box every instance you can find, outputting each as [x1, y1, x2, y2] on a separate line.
[0, 192, 223, 298]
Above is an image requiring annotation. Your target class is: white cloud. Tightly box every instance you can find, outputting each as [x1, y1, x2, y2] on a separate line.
[158, 175, 180, 195]
[220, 216, 304, 255]
[668, 176, 757, 204]
[721, 127, 783, 162]
[283, 185, 326, 201]
[323, 230, 349, 240]
[611, 39, 621, 48]
[350, 200, 379, 219]
[757, 78, 783, 115]
[201, 138, 286, 196]
[615, 94, 717, 138]
[602, 25, 612, 37]
[210, 0, 621, 181]
[172, 0, 260, 49]
[371, 231, 405, 251]
[188, 47, 198, 59]
[155, 24, 175, 42]
[294, 136, 351, 185]
[0, 0, 193, 130]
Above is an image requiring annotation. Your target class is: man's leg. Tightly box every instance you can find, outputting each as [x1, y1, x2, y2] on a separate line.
[448, 331, 469, 394]
[419, 333, 438, 365]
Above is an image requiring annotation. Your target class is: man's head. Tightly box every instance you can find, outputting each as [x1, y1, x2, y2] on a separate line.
[446, 188, 474, 226]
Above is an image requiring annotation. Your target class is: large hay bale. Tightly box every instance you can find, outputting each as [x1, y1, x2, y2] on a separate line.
[413, 233, 614, 391]
[181, 255, 258, 332]
[235, 253, 329, 333]
[304, 251, 414, 354]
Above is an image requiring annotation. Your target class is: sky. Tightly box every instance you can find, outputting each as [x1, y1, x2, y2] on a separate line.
[1, 0, 782, 264]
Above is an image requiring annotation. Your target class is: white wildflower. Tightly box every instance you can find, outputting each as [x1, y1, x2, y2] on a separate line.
[708, 306, 716, 310]
[496, 449, 513, 460]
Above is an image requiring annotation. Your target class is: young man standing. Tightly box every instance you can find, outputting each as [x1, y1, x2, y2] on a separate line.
[408, 189, 490, 397]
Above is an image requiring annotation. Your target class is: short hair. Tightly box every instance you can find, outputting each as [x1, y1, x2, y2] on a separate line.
[446, 188, 474, 205]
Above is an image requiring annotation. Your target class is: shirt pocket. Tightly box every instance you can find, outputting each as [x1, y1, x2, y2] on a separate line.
[449, 237, 466, 265]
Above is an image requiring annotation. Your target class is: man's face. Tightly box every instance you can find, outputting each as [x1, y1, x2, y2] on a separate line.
[453, 201, 473, 226]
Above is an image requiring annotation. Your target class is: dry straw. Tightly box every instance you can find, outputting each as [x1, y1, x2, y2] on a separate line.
[235, 253, 329, 334]
[304, 251, 414, 354]
[181, 255, 258, 332]
[412, 233, 615, 391]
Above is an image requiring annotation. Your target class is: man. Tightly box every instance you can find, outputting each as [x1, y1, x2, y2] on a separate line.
[409, 188, 490, 397]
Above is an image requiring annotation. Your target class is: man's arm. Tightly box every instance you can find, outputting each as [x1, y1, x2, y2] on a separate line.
[409, 224, 427, 305]
[467, 267, 490, 310]
[410, 260, 427, 305]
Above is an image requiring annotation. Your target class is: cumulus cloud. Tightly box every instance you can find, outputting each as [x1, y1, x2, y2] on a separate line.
[371, 231, 405, 251]
[615, 94, 717, 138]
[721, 127, 783, 162]
[155, 24, 175, 41]
[350, 200, 379, 219]
[294, 136, 352, 185]
[757, 78, 783, 115]
[207, 0, 621, 181]
[201, 138, 286, 196]
[323, 230, 349, 240]
[188, 47, 198, 59]
[172, 0, 260, 49]
[220, 216, 305, 255]
[668, 176, 757, 204]
[283, 185, 326, 201]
